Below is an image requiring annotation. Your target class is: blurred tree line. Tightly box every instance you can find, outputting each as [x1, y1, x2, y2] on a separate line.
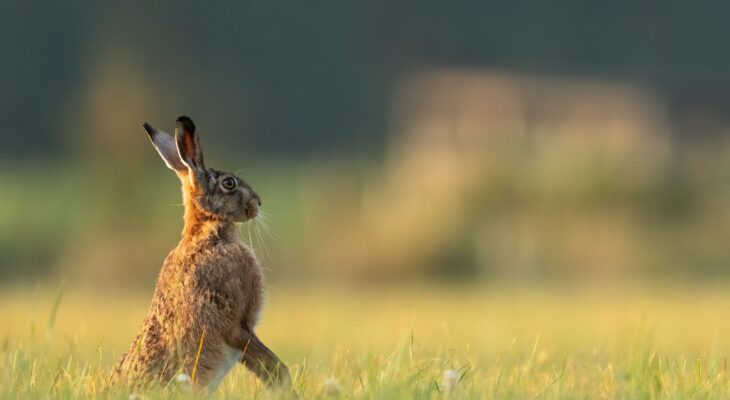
[1, 0, 729, 158]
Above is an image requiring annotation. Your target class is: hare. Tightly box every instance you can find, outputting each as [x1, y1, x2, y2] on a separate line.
[113, 116, 291, 391]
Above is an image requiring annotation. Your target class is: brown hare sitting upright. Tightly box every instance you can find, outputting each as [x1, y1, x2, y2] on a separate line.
[114, 116, 291, 391]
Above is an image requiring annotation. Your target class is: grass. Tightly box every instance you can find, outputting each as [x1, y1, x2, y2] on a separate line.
[2, 283, 730, 399]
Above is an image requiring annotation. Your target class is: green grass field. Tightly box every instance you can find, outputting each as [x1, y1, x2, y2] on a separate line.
[2, 283, 730, 399]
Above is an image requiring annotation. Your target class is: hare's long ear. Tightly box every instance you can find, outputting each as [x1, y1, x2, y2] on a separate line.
[143, 123, 188, 175]
[174, 116, 206, 186]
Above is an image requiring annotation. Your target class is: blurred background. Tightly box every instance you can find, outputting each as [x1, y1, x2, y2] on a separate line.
[0, 2, 729, 291]
[2, 4, 730, 385]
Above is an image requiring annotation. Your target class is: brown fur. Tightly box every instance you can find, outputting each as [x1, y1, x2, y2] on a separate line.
[113, 117, 290, 390]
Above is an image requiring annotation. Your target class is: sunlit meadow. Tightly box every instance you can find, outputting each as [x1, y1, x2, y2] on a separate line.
[3, 282, 730, 399]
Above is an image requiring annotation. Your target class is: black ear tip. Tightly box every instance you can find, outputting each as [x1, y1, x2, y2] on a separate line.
[176, 116, 196, 133]
[142, 122, 155, 137]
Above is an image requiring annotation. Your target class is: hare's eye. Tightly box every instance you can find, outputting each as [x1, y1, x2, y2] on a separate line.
[221, 177, 237, 190]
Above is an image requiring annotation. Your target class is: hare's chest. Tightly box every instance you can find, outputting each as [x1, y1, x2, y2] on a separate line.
[223, 240, 262, 285]
[215, 241, 264, 301]
[223, 240, 265, 325]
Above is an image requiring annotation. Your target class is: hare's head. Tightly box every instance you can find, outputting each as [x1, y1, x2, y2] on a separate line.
[144, 116, 261, 223]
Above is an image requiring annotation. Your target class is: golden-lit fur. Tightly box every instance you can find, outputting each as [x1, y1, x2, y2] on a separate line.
[113, 117, 290, 390]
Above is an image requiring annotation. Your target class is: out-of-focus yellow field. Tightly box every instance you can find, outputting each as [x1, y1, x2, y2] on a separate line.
[2, 283, 730, 398]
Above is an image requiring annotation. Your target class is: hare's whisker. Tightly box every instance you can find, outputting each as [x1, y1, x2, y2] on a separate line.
[255, 214, 276, 240]
[259, 208, 278, 218]
[245, 222, 257, 259]
[254, 221, 274, 268]
[261, 211, 276, 239]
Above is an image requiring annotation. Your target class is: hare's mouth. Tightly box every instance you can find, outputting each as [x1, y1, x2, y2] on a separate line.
[244, 199, 260, 220]
[245, 208, 259, 220]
